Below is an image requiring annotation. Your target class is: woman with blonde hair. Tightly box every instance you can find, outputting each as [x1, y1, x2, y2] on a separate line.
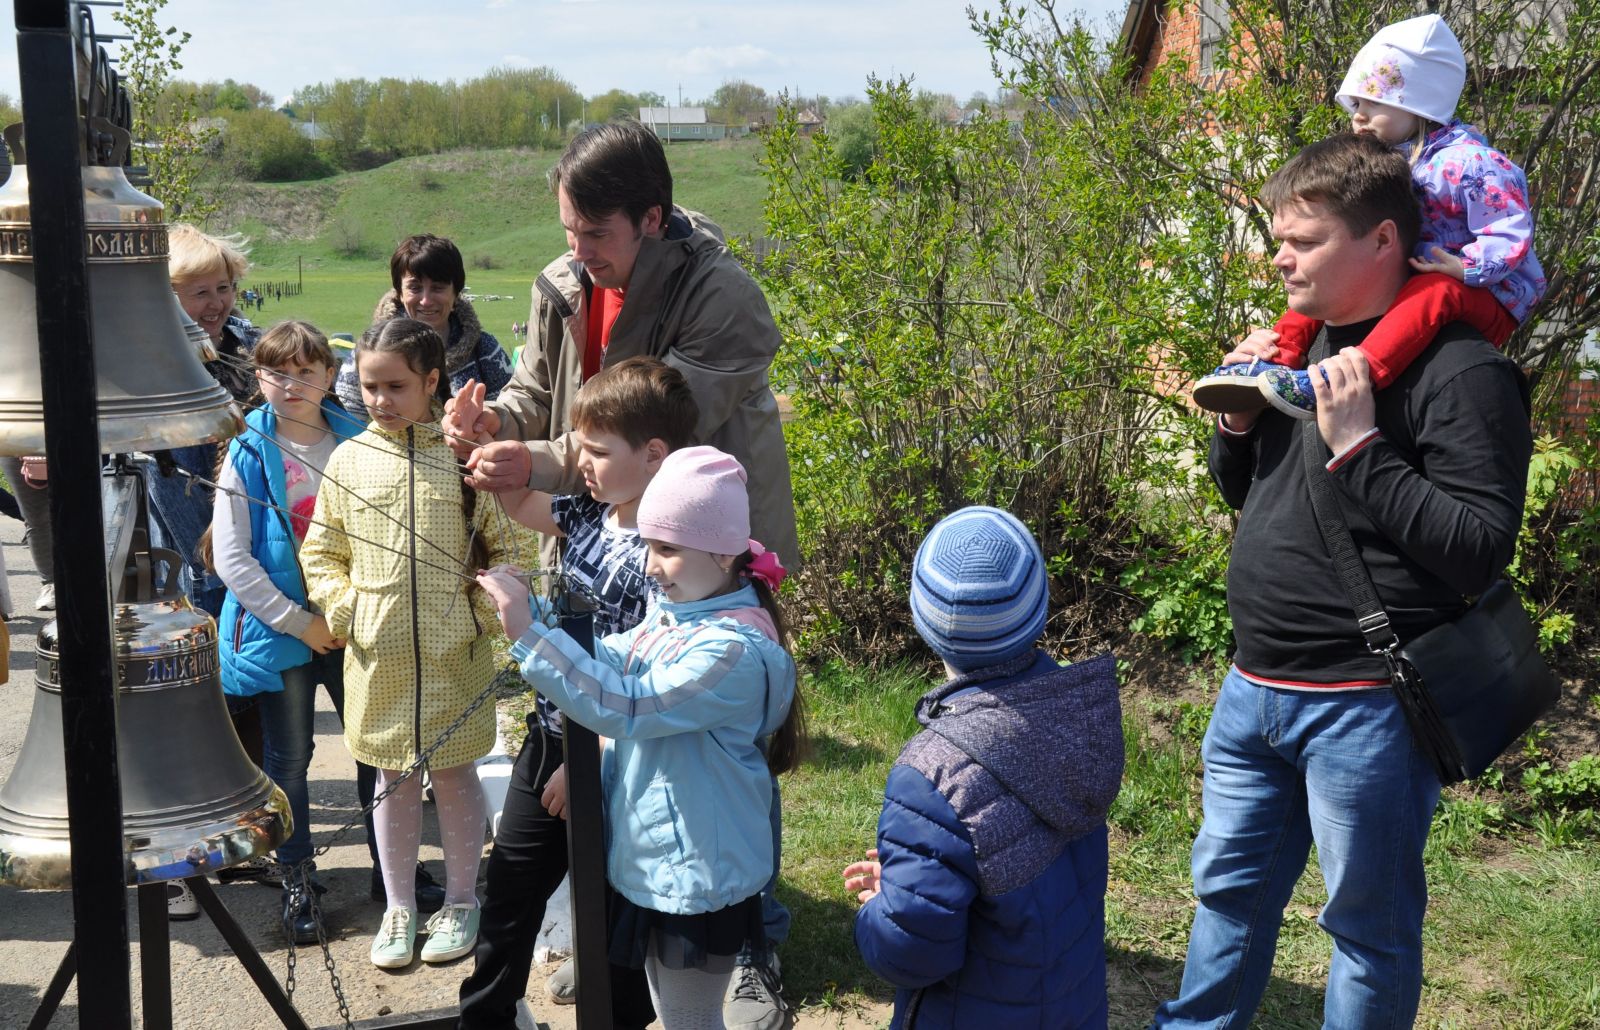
[153, 224, 268, 915]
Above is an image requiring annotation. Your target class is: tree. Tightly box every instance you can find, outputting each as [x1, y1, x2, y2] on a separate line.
[708, 79, 771, 125]
[760, 79, 1178, 654]
[759, 0, 1600, 659]
[0, 91, 19, 128]
[220, 108, 328, 181]
[588, 88, 648, 122]
[820, 100, 874, 178]
[115, 0, 219, 222]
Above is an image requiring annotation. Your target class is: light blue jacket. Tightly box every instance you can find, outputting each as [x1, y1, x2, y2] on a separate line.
[510, 583, 796, 915]
[218, 400, 362, 696]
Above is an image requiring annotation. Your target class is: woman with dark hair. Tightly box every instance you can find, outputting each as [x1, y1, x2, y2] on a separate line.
[334, 234, 514, 421]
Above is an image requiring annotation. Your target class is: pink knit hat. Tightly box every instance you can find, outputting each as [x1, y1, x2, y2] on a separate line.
[635, 446, 750, 556]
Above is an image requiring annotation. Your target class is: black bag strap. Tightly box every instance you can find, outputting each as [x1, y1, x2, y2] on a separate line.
[1297, 332, 1402, 657]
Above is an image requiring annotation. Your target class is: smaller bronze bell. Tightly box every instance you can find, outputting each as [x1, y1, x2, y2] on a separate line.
[0, 558, 291, 889]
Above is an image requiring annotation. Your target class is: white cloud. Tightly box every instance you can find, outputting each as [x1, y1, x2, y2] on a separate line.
[667, 44, 781, 77]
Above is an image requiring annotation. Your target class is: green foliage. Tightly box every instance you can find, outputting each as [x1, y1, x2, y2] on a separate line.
[220, 109, 331, 182]
[0, 91, 19, 128]
[1522, 755, 1600, 812]
[295, 67, 583, 172]
[818, 102, 874, 179]
[760, 78, 1198, 655]
[115, 0, 219, 223]
[1508, 431, 1600, 653]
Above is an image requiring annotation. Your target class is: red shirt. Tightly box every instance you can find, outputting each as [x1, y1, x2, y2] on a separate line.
[583, 286, 625, 381]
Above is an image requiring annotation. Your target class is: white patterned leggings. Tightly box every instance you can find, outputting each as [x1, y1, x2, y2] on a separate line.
[373, 762, 485, 909]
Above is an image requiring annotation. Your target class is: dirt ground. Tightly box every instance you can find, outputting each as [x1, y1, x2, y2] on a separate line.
[0, 515, 890, 1028]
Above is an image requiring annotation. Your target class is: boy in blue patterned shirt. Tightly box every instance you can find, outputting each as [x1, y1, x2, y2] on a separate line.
[458, 355, 696, 1029]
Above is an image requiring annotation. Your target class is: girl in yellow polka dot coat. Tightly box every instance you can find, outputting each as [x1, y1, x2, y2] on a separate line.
[301, 318, 519, 967]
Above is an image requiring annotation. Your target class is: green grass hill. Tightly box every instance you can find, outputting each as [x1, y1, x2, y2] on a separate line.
[214, 139, 769, 339]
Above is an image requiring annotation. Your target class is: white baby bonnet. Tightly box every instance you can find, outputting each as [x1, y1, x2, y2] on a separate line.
[1337, 14, 1466, 126]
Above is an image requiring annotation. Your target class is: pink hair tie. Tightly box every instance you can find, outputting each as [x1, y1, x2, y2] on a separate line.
[744, 539, 787, 592]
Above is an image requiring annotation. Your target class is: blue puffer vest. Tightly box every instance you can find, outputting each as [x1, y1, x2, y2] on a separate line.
[218, 400, 360, 696]
[855, 651, 1124, 1028]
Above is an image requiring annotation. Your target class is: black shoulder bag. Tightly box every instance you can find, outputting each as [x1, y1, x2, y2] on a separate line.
[1301, 418, 1558, 785]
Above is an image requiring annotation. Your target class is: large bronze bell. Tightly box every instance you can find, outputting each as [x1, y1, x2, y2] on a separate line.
[0, 127, 244, 457]
[0, 554, 291, 889]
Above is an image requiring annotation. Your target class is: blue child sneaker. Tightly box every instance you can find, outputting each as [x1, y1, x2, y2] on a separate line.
[1193, 360, 1279, 415]
[1258, 366, 1318, 420]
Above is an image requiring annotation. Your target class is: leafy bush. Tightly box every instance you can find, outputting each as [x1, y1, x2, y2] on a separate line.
[760, 80, 1216, 656]
[1508, 429, 1600, 652]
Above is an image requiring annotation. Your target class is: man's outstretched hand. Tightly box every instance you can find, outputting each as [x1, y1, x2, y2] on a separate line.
[442, 379, 499, 459]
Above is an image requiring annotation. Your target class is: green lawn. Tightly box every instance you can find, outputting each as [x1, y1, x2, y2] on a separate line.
[215, 140, 770, 340]
[758, 660, 1600, 1028]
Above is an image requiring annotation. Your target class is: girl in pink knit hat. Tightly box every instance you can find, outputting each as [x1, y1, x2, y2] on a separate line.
[478, 445, 806, 1027]
[1194, 12, 1546, 421]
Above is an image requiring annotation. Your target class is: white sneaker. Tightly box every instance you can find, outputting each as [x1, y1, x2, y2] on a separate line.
[167, 879, 200, 921]
[33, 583, 54, 611]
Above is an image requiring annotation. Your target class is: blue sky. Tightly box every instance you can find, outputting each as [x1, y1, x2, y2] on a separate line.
[2, 0, 1127, 110]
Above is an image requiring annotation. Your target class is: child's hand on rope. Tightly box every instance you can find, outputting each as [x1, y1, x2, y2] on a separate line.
[842, 848, 883, 905]
[476, 565, 535, 640]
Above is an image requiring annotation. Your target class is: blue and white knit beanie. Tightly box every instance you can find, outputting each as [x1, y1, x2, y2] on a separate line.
[910, 506, 1048, 672]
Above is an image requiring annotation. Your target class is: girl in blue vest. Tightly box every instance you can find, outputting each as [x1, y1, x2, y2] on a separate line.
[208, 320, 363, 942]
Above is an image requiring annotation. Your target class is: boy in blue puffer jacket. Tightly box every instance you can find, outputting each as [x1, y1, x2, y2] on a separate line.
[843, 506, 1124, 1029]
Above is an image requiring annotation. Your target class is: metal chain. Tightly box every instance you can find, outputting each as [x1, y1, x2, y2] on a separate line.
[279, 658, 517, 1028]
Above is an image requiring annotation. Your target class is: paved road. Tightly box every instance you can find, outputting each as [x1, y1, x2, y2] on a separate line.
[0, 511, 561, 1029]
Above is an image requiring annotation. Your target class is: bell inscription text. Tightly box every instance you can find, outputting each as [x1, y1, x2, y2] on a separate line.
[0, 224, 169, 263]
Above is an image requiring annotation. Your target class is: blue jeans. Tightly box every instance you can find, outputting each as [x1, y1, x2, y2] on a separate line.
[144, 445, 226, 615]
[257, 649, 377, 868]
[738, 774, 791, 965]
[1153, 669, 1441, 1030]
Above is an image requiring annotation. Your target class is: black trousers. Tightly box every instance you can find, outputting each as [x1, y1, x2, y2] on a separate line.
[457, 720, 655, 1029]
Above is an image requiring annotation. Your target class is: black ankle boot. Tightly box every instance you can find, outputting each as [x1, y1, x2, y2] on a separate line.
[281, 882, 323, 946]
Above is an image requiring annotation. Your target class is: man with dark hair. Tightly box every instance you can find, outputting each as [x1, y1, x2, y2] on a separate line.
[447, 119, 799, 570]
[447, 119, 798, 1030]
[1153, 133, 1533, 1028]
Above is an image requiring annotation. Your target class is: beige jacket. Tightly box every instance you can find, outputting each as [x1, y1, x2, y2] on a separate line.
[485, 208, 800, 567]
[301, 415, 518, 769]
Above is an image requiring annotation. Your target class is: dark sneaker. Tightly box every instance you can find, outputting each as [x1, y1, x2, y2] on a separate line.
[725, 954, 791, 1030]
[1193, 360, 1279, 415]
[369, 862, 446, 914]
[1258, 366, 1318, 420]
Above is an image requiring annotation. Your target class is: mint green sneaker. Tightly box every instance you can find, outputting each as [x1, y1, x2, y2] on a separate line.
[420, 903, 480, 964]
[370, 906, 417, 969]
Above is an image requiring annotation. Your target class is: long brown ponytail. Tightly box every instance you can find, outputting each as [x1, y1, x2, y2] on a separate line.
[732, 550, 808, 775]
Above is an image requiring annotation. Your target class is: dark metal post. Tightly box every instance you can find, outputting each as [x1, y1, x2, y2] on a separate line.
[14, 1, 132, 1026]
[558, 603, 614, 1029]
